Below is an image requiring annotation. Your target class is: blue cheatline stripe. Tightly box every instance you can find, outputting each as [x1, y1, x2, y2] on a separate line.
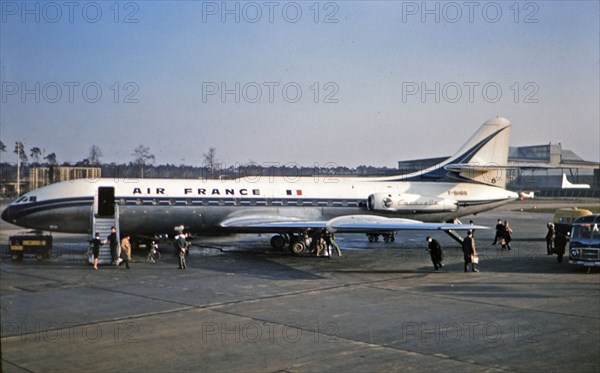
[6, 197, 93, 218]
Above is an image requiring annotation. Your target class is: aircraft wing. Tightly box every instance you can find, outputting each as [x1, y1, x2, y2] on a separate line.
[220, 214, 487, 233]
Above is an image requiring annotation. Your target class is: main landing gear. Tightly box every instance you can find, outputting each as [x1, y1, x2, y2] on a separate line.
[366, 233, 395, 243]
[270, 234, 308, 255]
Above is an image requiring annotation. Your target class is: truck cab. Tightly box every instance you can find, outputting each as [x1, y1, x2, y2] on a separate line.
[568, 214, 600, 268]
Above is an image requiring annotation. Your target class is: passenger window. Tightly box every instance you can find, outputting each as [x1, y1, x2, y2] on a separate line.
[29, 196, 37, 202]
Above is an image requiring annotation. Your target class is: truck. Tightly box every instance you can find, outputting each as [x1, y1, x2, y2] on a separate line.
[552, 207, 592, 236]
[568, 214, 600, 269]
[9, 234, 53, 261]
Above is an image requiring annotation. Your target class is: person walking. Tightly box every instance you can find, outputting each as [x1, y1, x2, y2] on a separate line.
[426, 236, 444, 271]
[462, 230, 479, 272]
[554, 231, 568, 263]
[502, 220, 513, 251]
[90, 233, 102, 270]
[492, 219, 504, 245]
[120, 235, 132, 269]
[546, 222, 555, 255]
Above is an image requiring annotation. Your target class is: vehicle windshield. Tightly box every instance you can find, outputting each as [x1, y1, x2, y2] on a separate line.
[571, 224, 600, 243]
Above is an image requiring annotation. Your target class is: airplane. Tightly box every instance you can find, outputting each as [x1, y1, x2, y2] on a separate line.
[518, 191, 535, 200]
[561, 173, 590, 189]
[1, 117, 519, 254]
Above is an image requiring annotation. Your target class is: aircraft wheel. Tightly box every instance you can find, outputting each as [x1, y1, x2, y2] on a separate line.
[270, 235, 286, 250]
[368, 234, 378, 243]
[290, 240, 306, 255]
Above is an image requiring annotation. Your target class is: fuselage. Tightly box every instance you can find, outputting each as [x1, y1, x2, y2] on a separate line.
[2, 177, 518, 236]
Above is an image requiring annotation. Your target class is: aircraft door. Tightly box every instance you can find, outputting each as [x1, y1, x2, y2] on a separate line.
[97, 187, 115, 217]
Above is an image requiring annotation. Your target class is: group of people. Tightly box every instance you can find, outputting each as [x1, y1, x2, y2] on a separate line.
[426, 229, 479, 273]
[304, 229, 342, 257]
[492, 219, 513, 250]
[89, 226, 132, 270]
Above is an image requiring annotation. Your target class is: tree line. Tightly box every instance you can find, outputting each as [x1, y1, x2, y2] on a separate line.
[0, 141, 397, 184]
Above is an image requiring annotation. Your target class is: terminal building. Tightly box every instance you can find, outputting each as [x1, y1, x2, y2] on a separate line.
[0, 166, 101, 197]
[397, 143, 600, 198]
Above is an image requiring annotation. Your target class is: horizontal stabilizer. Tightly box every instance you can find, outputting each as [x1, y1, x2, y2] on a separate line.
[444, 164, 516, 171]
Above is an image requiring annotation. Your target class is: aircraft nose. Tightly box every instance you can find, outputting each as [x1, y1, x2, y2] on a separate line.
[1, 206, 11, 222]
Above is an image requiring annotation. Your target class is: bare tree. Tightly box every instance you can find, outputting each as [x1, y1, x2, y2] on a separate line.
[203, 147, 218, 178]
[88, 145, 103, 165]
[132, 145, 155, 178]
[0, 141, 6, 153]
[14, 142, 27, 196]
[45, 153, 58, 165]
[14, 142, 27, 163]
[30, 147, 43, 164]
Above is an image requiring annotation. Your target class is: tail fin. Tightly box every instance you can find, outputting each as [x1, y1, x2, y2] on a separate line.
[369, 117, 512, 186]
[443, 117, 512, 187]
[561, 173, 591, 189]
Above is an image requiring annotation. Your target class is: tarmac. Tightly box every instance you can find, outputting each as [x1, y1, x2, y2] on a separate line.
[1, 200, 599, 372]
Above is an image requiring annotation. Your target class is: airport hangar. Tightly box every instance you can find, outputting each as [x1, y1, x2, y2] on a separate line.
[397, 143, 600, 199]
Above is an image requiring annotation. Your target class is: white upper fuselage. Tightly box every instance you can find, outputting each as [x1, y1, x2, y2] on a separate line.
[3, 176, 518, 235]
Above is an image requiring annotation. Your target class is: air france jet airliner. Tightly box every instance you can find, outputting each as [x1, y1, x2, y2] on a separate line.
[2, 117, 518, 253]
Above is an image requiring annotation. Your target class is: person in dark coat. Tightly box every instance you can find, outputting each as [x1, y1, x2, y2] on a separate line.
[462, 230, 478, 272]
[426, 236, 444, 271]
[492, 219, 504, 245]
[554, 231, 568, 263]
[90, 233, 102, 270]
[545, 222, 555, 255]
[105, 227, 119, 265]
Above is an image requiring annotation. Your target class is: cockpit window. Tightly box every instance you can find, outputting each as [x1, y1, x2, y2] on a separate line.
[13, 196, 37, 204]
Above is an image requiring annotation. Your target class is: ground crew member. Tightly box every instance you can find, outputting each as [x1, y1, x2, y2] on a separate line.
[177, 233, 187, 269]
[325, 231, 342, 256]
[426, 236, 443, 271]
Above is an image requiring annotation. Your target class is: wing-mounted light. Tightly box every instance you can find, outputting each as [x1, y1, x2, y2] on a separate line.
[366, 193, 457, 213]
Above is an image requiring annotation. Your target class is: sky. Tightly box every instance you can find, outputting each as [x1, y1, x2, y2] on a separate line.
[1, 0, 599, 168]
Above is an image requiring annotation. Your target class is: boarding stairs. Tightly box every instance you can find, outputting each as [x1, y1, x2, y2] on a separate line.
[88, 204, 120, 265]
